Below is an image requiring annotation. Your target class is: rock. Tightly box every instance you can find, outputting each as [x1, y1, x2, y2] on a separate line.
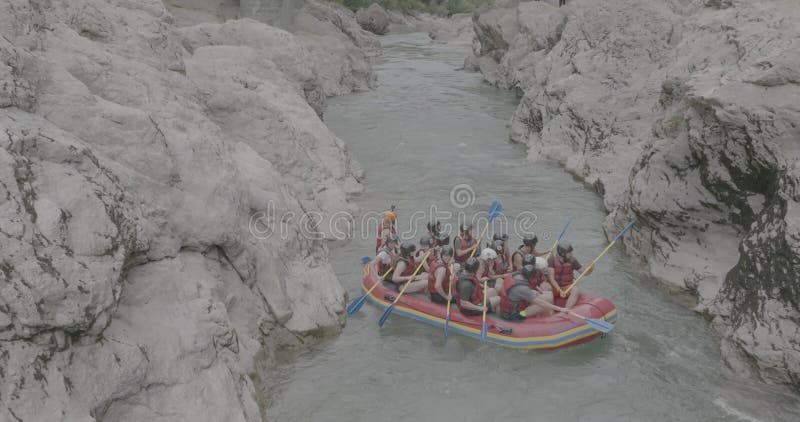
[471, 0, 800, 388]
[0, 0, 367, 419]
[428, 13, 474, 46]
[356, 3, 389, 35]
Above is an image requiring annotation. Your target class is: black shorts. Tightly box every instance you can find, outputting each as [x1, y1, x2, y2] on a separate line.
[461, 309, 482, 317]
[430, 293, 449, 304]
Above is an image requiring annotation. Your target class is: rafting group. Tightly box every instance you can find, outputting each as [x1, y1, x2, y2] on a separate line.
[371, 222, 589, 324]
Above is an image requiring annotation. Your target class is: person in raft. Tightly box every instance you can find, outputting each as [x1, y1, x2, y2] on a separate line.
[477, 247, 506, 289]
[455, 257, 500, 316]
[491, 240, 510, 274]
[429, 245, 457, 304]
[391, 242, 429, 293]
[492, 233, 511, 264]
[499, 264, 566, 321]
[453, 223, 477, 263]
[376, 205, 398, 252]
[510, 236, 550, 270]
[548, 243, 593, 309]
[415, 234, 436, 273]
[370, 234, 399, 281]
[426, 220, 443, 239]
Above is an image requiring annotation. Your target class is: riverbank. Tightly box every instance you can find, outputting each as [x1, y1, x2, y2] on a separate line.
[0, 0, 376, 420]
[465, 0, 800, 389]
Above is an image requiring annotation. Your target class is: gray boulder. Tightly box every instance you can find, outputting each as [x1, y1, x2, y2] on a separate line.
[357, 3, 390, 35]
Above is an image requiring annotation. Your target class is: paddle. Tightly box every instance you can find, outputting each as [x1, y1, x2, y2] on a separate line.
[378, 250, 432, 327]
[347, 257, 394, 316]
[478, 201, 502, 343]
[543, 218, 572, 261]
[444, 263, 455, 338]
[563, 220, 635, 295]
[564, 310, 615, 334]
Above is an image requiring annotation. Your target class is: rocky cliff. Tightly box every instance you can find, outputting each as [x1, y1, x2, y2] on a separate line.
[0, 0, 375, 420]
[468, 0, 800, 388]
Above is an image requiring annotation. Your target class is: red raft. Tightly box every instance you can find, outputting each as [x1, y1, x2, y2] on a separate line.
[362, 266, 617, 350]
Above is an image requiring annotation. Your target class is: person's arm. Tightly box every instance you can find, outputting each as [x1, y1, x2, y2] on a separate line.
[531, 297, 568, 314]
[512, 253, 522, 270]
[454, 237, 470, 258]
[547, 258, 564, 296]
[392, 261, 412, 283]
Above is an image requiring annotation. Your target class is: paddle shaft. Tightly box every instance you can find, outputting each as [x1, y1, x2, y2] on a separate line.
[444, 263, 455, 336]
[543, 218, 571, 262]
[363, 265, 394, 297]
[563, 220, 635, 295]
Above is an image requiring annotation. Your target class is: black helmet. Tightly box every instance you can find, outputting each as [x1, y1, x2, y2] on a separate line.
[522, 254, 536, 267]
[427, 220, 441, 234]
[419, 234, 432, 247]
[460, 223, 473, 233]
[492, 240, 504, 253]
[521, 264, 537, 280]
[440, 245, 454, 257]
[522, 236, 538, 246]
[464, 257, 479, 273]
[400, 242, 416, 257]
[492, 233, 502, 241]
[436, 233, 450, 246]
[386, 234, 399, 244]
[557, 243, 573, 257]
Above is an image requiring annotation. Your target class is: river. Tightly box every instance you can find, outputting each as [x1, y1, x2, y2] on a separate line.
[268, 33, 800, 422]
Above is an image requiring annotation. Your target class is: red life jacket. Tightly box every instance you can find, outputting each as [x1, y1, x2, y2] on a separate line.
[454, 236, 476, 262]
[454, 273, 483, 309]
[427, 261, 453, 295]
[528, 271, 545, 290]
[399, 256, 417, 277]
[499, 273, 530, 317]
[495, 254, 509, 274]
[552, 257, 575, 286]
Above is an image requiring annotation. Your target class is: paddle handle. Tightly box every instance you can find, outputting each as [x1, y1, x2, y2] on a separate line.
[363, 265, 394, 297]
[543, 218, 571, 262]
[563, 220, 635, 295]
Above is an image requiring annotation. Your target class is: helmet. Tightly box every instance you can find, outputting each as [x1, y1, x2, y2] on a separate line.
[386, 234, 399, 244]
[480, 248, 497, 260]
[492, 233, 508, 242]
[557, 243, 573, 257]
[522, 254, 536, 267]
[492, 240, 504, 253]
[460, 223, 473, 233]
[522, 236, 538, 246]
[436, 233, 450, 246]
[427, 220, 441, 234]
[535, 257, 547, 270]
[521, 264, 538, 280]
[419, 234, 432, 247]
[440, 245, 454, 257]
[464, 257, 480, 273]
[400, 242, 416, 257]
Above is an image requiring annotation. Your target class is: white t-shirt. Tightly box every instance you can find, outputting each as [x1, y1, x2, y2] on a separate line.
[376, 251, 392, 264]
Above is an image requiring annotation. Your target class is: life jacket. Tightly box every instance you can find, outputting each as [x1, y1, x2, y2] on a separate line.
[511, 247, 530, 271]
[528, 271, 545, 290]
[454, 273, 483, 309]
[499, 273, 530, 318]
[552, 256, 576, 286]
[399, 255, 417, 277]
[454, 236, 476, 262]
[427, 261, 453, 295]
[495, 253, 509, 274]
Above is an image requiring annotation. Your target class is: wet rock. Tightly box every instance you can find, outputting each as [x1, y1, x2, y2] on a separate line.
[471, 0, 800, 388]
[356, 3, 389, 35]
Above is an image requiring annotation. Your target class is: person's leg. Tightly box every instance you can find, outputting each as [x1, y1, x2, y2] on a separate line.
[406, 279, 429, 293]
[489, 296, 501, 312]
[524, 303, 547, 317]
[565, 285, 579, 309]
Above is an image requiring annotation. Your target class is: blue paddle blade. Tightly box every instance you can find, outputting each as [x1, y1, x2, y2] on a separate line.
[480, 321, 487, 343]
[360, 256, 371, 264]
[378, 303, 395, 327]
[444, 315, 450, 338]
[556, 218, 572, 242]
[347, 294, 368, 315]
[487, 201, 502, 222]
[585, 318, 614, 334]
[612, 220, 636, 242]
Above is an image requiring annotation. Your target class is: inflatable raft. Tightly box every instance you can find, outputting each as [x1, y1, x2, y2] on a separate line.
[361, 265, 617, 350]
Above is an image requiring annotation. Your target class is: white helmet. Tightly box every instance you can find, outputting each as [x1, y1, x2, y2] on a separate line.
[535, 257, 547, 270]
[480, 248, 497, 260]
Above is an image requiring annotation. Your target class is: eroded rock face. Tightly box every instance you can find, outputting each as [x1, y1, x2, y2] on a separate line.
[356, 3, 389, 35]
[471, 0, 800, 388]
[0, 0, 365, 420]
